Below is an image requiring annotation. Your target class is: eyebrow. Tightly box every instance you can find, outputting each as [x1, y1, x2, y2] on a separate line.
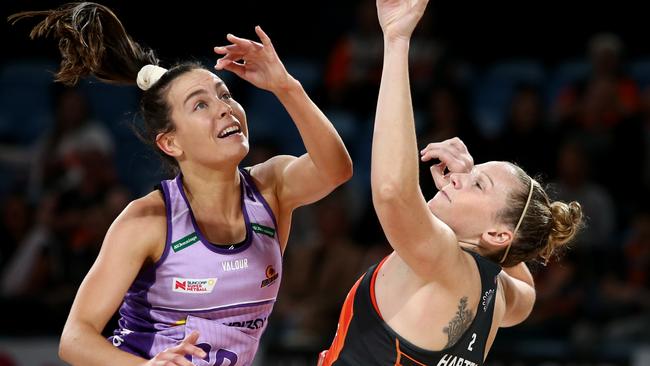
[481, 171, 494, 187]
[183, 81, 226, 106]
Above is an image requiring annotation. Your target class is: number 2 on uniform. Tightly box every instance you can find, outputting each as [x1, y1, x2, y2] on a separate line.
[468, 333, 476, 351]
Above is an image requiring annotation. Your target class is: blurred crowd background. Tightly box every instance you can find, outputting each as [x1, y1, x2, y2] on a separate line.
[0, 1, 649, 365]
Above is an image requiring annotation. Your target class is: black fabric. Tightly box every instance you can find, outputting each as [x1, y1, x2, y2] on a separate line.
[333, 251, 501, 366]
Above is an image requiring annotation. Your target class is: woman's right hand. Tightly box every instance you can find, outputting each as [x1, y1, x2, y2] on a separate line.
[213, 26, 296, 94]
[420, 137, 474, 190]
[377, 0, 430, 41]
[146, 331, 206, 366]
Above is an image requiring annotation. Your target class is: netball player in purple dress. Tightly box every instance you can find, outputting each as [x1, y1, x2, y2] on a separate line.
[10, 3, 352, 365]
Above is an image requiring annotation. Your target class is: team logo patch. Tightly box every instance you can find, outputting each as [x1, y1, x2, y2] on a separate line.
[172, 277, 217, 293]
[260, 265, 279, 288]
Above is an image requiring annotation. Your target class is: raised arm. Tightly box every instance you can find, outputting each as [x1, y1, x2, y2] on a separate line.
[371, 0, 462, 279]
[214, 26, 352, 212]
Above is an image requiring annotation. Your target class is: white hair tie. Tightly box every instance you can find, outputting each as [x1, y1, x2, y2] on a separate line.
[136, 64, 168, 91]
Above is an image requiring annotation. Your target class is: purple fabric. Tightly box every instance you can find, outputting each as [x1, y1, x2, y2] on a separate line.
[110, 171, 282, 365]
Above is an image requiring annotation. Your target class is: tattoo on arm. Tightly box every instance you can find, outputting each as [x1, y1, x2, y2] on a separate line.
[443, 296, 474, 348]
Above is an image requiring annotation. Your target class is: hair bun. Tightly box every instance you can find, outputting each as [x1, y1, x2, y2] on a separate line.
[136, 64, 167, 91]
[549, 201, 583, 248]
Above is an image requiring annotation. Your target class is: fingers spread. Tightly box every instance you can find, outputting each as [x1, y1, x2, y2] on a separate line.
[215, 59, 246, 77]
[254, 25, 273, 49]
[214, 44, 245, 55]
[226, 33, 263, 51]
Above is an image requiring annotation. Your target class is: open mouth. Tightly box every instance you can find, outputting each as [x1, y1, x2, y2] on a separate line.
[217, 124, 242, 138]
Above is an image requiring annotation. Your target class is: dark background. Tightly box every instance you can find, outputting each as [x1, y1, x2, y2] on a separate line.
[2, 1, 647, 65]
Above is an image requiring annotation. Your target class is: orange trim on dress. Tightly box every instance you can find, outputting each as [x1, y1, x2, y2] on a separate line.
[394, 338, 427, 366]
[370, 255, 390, 320]
[322, 274, 364, 365]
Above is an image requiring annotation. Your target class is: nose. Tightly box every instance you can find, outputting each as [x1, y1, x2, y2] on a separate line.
[216, 98, 233, 119]
[449, 173, 463, 189]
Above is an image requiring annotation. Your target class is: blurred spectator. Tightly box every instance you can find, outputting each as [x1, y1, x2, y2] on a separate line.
[408, 10, 444, 103]
[0, 85, 115, 201]
[324, 0, 383, 118]
[637, 86, 650, 192]
[525, 256, 584, 337]
[552, 33, 642, 204]
[417, 84, 478, 198]
[28, 85, 115, 199]
[0, 190, 33, 271]
[599, 211, 650, 343]
[0, 86, 127, 333]
[554, 33, 640, 129]
[553, 140, 616, 250]
[324, 0, 441, 120]
[492, 83, 556, 177]
[273, 189, 364, 349]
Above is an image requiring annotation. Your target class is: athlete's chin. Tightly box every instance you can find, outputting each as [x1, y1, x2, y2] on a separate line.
[223, 141, 249, 159]
[231, 145, 249, 163]
[429, 201, 458, 229]
[428, 196, 447, 213]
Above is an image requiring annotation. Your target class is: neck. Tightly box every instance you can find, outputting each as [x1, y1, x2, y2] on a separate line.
[458, 239, 479, 248]
[458, 239, 486, 255]
[179, 163, 241, 221]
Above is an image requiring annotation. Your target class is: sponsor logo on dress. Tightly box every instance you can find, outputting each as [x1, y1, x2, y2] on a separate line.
[221, 258, 249, 272]
[225, 317, 267, 330]
[260, 265, 279, 288]
[251, 223, 275, 238]
[171, 232, 199, 252]
[482, 288, 495, 312]
[172, 277, 217, 293]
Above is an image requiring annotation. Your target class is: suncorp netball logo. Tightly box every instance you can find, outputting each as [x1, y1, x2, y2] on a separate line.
[172, 277, 217, 294]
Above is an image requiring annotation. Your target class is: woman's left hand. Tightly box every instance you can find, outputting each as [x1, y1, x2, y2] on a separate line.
[420, 137, 474, 190]
[214, 26, 296, 94]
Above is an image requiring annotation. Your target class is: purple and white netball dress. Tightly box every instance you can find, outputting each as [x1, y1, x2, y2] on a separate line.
[109, 169, 282, 366]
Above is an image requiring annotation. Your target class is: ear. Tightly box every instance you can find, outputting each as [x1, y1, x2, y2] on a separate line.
[480, 227, 513, 250]
[155, 132, 183, 158]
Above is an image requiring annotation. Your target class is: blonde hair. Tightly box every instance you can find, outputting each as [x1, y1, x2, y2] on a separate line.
[491, 163, 584, 267]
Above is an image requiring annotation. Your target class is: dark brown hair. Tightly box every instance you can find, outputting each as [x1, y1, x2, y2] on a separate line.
[9, 2, 206, 173]
[490, 163, 584, 267]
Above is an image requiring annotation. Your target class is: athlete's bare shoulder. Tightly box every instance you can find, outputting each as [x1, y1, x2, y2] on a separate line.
[124, 190, 166, 219]
[105, 190, 167, 262]
[248, 155, 294, 190]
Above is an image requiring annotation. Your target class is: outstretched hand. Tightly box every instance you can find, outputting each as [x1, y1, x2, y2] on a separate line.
[420, 137, 474, 190]
[376, 0, 430, 41]
[214, 26, 295, 94]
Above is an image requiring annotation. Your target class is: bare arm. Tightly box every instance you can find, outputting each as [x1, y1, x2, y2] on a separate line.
[498, 262, 536, 327]
[272, 80, 352, 209]
[372, 0, 460, 279]
[215, 27, 352, 211]
[59, 194, 205, 366]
